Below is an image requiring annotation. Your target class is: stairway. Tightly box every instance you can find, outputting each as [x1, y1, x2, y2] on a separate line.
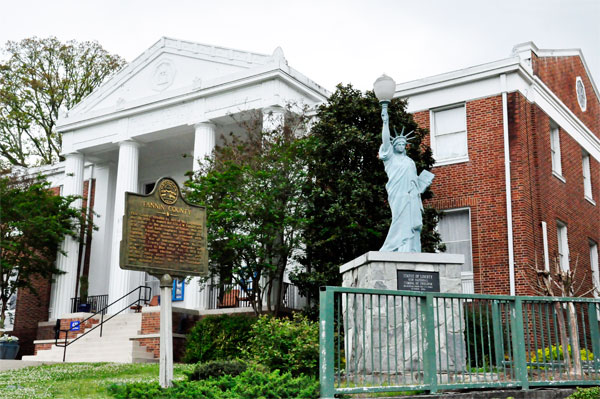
[22, 313, 157, 363]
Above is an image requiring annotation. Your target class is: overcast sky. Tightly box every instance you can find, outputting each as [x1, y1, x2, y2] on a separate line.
[1, 0, 598, 92]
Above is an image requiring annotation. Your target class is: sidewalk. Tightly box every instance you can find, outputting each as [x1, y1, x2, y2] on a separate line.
[0, 360, 58, 372]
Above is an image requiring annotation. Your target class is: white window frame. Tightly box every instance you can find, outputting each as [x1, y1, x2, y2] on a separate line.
[557, 221, 569, 272]
[582, 151, 595, 204]
[439, 207, 473, 268]
[550, 122, 564, 180]
[439, 207, 474, 293]
[590, 240, 599, 298]
[430, 103, 468, 166]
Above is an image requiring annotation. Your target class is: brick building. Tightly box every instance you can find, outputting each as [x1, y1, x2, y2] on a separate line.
[5, 40, 599, 360]
[396, 42, 599, 296]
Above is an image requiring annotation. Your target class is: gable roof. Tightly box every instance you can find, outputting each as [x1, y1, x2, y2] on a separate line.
[512, 41, 600, 101]
[58, 37, 329, 130]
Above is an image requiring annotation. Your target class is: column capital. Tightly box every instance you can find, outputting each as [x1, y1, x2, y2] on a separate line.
[262, 106, 285, 115]
[118, 139, 142, 149]
[64, 151, 85, 160]
[193, 121, 216, 131]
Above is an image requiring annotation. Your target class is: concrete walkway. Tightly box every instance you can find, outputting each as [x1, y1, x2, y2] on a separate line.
[0, 360, 58, 372]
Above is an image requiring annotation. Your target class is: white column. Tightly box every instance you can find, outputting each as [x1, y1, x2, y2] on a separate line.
[49, 152, 85, 319]
[107, 140, 143, 311]
[192, 122, 216, 172]
[184, 123, 216, 309]
[262, 106, 285, 133]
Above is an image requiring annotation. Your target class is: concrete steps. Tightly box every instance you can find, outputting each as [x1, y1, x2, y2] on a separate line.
[22, 313, 157, 363]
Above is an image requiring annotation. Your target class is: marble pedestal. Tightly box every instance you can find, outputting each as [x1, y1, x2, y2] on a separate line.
[339, 251, 466, 376]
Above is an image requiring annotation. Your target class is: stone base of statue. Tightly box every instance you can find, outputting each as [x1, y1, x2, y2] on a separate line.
[339, 251, 466, 379]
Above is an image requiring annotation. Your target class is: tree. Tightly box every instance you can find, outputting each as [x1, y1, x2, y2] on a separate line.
[185, 110, 309, 315]
[0, 37, 125, 167]
[521, 256, 598, 378]
[0, 170, 84, 328]
[291, 84, 444, 310]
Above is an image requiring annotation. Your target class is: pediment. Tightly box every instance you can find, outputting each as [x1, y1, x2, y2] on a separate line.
[70, 38, 272, 115]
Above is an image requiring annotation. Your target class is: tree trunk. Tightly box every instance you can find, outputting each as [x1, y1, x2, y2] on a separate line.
[554, 303, 573, 373]
[567, 302, 582, 377]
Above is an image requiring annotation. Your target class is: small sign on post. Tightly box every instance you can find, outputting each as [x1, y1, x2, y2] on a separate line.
[120, 177, 208, 388]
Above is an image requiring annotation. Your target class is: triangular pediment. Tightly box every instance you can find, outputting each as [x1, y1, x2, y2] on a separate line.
[70, 38, 273, 115]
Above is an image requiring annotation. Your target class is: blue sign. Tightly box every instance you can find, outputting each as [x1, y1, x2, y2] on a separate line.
[172, 278, 185, 301]
[70, 321, 81, 331]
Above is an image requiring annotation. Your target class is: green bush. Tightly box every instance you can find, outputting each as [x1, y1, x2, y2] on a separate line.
[568, 387, 600, 399]
[187, 360, 247, 381]
[530, 345, 594, 368]
[107, 366, 319, 399]
[183, 314, 256, 363]
[463, 305, 500, 368]
[241, 313, 319, 376]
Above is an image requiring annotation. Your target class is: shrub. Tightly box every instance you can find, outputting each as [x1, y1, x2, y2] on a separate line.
[183, 314, 256, 363]
[530, 345, 594, 368]
[107, 365, 319, 399]
[568, 387, 600, 399]
[187, 360, 247, 381]
[463, 305, 500, 368]
[241, 313, 319, 376]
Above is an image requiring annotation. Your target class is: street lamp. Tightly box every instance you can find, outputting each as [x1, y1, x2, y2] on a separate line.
[373, 74, 396, 104]
[373, 74, 396, 123]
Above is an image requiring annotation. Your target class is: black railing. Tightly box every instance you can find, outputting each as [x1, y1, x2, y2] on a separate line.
[207, 283, 253, 309]
[69, 294, 109, 315]
[55, 285, 151, 362]
[207, 282, 301, 310]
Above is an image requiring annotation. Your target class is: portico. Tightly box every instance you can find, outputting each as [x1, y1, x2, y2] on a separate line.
[48, 37, 328, 319]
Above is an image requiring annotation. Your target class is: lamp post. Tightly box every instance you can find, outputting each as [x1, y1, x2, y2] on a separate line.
[373, 74, 396, 122]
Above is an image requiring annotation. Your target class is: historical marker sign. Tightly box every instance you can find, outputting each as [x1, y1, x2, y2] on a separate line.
[397, 270, 440, 292]
[120, 177, 208, 277]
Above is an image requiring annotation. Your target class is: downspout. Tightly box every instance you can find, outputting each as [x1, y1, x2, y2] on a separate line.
[501, 74, 516, 296]
[541, 221, 550, 272]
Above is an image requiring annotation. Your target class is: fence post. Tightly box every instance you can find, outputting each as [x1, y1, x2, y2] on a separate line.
[422, 294, 437, 393]
[588, 302, 600, 373]
[320, 287, 335, 399]
[510, 298, 529, 389]
[491, 301, 504, 370]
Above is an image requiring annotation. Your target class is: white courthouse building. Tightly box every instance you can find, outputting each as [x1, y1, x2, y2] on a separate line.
[11, 38, 327, 359]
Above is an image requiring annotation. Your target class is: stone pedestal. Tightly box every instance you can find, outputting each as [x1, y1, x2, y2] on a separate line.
[339, 251, 466, 377]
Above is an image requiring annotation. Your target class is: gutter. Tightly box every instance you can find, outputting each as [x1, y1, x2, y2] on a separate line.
[501, 74, 516, 296]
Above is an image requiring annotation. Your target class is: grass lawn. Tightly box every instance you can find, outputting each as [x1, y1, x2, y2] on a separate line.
[0, 362, 194, 399]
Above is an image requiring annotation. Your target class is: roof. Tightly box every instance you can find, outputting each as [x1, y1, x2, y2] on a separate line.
[57, 37, 330, 131]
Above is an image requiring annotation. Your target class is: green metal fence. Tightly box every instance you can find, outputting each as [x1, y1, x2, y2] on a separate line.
[319, 286, 600, 398]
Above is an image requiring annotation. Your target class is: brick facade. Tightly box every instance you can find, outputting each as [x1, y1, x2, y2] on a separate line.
[414, 52, 599, 296]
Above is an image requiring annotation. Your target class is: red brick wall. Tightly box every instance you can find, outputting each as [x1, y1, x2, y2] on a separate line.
[532, 53, 600, 138]
[12, 180, 96, 358]
[415, 95, 511, 295]
[517, 91, 600, 296]
[413, 87, 599, 297]
[136, 309, 201, 360]
[11, 274, 53, 358]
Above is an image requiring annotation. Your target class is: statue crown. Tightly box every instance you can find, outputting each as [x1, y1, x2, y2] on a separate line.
[391, 126, 415, 144]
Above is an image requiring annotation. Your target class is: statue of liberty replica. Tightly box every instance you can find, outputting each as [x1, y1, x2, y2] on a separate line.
[374, 75, 434, 252]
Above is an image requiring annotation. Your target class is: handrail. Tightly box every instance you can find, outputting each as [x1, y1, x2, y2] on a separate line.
[55, 285, 151, 362]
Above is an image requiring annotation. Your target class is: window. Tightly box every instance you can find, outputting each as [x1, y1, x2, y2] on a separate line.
[550, 123, 563, 177]
[557, 221, 569, 271]
[590, 241, 599, 298]
[431, 105, 467, 164]
[582, 152, 593, 200]
[439, 209, 473, 274]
